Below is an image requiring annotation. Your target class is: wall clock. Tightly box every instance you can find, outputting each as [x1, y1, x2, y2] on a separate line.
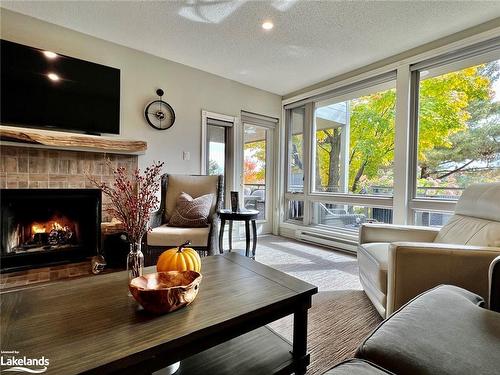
[144, 89, 176, 130]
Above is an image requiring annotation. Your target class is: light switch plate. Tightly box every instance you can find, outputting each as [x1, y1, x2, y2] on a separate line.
[182, 151, 190, 161]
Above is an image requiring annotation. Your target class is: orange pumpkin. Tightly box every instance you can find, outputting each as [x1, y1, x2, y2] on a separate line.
[157, 241, 201, 273]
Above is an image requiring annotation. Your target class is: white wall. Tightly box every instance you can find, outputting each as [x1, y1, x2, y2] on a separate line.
[0, 9, 282, 171]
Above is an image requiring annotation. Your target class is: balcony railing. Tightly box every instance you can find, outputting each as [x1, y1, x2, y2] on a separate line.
[285, 185, 464, 228]
[310, 185, 465, 199]
[414, 186, 464, 199]
[243, 183, 265, 220]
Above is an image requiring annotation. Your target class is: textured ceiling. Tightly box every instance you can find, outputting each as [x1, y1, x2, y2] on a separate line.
[2, 1, 500, 95]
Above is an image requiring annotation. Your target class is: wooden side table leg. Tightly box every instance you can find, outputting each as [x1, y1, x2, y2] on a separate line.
[219, 219, 225, 254]
[293, 301, 311, 375]
[228, 220, 233, 251]
[251, 220, 257, 258]
[245, 220, 250, 257]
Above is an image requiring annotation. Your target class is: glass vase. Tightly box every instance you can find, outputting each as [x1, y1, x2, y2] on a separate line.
[127, 241, 144, 287]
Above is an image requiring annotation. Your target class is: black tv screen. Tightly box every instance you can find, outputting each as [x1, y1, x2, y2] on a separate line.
[1, 39, 120, 135]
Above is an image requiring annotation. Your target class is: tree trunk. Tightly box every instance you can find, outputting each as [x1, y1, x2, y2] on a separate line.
[315, 152, 322, 191]
[351, 160, 367, 193]
[420, 165, 429, 179]
[326, 128, 341, 192]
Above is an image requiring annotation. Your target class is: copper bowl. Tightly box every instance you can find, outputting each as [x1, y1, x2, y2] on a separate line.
[129, 270, 202, 314]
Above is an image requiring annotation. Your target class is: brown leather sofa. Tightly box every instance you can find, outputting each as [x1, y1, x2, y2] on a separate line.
[358, 182, 500, 318]
[324, 258, 500, 375]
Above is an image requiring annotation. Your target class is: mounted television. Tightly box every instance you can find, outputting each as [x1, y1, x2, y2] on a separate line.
[0, 39, 120, 135]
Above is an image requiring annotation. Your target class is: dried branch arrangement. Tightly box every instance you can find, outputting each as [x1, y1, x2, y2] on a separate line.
[87, 160, 164, 244]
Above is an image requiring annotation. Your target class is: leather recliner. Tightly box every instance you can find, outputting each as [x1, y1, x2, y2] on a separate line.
[357, 182, 500, 318]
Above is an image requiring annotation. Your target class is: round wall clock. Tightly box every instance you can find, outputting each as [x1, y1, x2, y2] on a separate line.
[144, 89, 176, 130]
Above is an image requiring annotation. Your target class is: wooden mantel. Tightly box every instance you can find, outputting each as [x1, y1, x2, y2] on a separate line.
[0, 125, 147, 155]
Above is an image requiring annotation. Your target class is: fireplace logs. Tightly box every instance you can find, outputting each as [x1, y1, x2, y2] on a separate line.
[10, 217, 77, 253]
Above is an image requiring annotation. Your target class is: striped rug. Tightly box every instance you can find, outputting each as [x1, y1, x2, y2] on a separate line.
[268, 290, 382, 374]
[233, 235, 383, 374]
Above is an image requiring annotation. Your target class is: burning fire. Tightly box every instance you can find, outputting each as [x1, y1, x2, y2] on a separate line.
[32, 224, 47, 234]
[32, 222, 64, 234]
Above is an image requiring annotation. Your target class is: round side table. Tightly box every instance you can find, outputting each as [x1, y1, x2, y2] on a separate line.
[218, 209, 259, 258]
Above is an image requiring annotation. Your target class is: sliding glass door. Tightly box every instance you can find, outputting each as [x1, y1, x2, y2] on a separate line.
[242, 117, 275, 234]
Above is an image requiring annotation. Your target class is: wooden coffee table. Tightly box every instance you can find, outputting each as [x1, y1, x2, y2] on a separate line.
[1, 253, 317, 375]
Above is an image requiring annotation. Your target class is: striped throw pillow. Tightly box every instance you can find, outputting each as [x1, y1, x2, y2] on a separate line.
[168, 192, 214, 227]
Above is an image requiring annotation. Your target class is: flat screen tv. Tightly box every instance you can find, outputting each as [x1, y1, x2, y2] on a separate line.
[1, 39, 120, 135]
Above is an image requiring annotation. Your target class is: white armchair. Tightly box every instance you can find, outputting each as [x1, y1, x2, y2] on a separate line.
[146, 174, 223, 264]
[358, 182, 500, 318]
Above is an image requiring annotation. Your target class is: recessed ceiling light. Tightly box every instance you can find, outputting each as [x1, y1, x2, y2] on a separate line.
[47, 73, 60, 81]
[262, 21, 274, 30]
[43, 51, 58, 59]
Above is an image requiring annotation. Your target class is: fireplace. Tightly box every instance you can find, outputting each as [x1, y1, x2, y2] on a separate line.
[1, 189, 101, 272]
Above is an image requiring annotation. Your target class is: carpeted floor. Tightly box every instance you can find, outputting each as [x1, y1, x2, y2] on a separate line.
[233, 235, 382, 374]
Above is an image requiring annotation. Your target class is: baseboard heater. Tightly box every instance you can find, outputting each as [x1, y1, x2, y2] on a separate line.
[295, 229, 357, 253]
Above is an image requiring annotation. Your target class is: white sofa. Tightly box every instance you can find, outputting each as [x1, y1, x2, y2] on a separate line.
[358, 182, 500, 318]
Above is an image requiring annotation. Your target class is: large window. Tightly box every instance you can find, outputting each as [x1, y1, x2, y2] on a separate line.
[415, 58, 500, 199]
[282, 39, 500, 249]
[313, 82, 396, 195]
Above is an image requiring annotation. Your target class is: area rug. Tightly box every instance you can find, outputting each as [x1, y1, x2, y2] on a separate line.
[268, 290, 382, 375]
[232, 235, 383, 374]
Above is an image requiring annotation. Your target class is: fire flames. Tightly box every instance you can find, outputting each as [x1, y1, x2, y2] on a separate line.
[9, 215, 77, 252]
[32, 221, 65, 235]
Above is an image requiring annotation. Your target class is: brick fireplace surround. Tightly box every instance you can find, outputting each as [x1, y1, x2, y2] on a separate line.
[0, 146, 137, 203]
[0, 145, 138, 288]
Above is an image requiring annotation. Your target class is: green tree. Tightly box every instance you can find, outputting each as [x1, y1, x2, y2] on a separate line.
[315, 61, 498, 194]
[349, 89, 396, 192]
[316, 128, 342, 191]
[418, 64, 493, 179]
[419, 63, 500, 187]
